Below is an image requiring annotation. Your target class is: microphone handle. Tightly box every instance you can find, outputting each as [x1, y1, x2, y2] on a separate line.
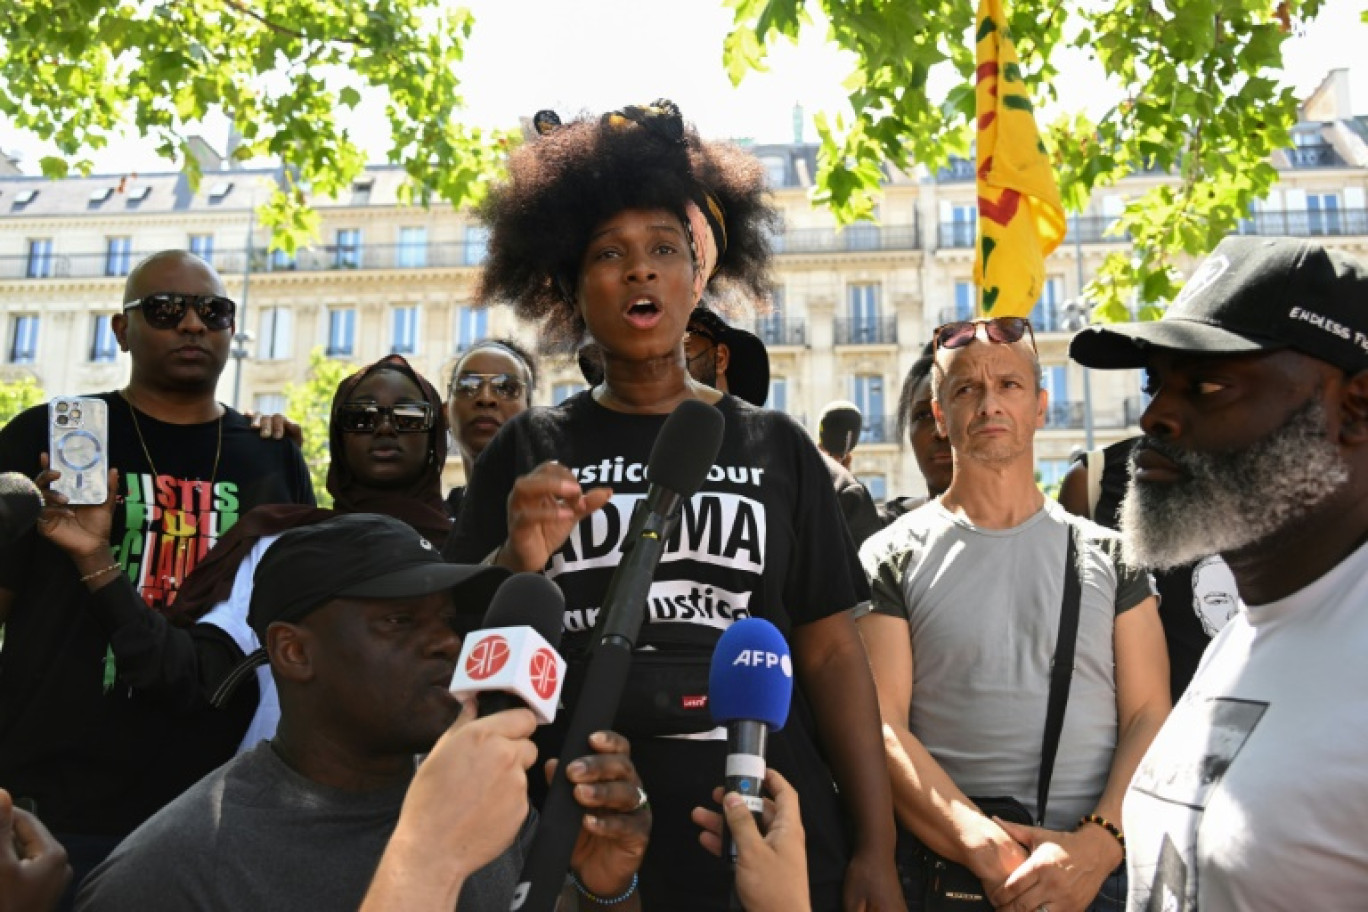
[476, 691, 527, 718]
[511, 501, 679, 911]
[722, 721, 769, 869]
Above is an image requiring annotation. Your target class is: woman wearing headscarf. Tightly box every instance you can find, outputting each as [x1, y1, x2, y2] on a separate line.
[445, 101, 902, 912]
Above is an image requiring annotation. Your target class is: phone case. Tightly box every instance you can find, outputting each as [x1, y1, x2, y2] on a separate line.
[49, 397, 109, 505]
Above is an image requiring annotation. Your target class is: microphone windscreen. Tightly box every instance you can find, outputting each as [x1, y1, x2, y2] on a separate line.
[481, 572, 566, 650]
[647, 399, 724, 497]
[0, 472, 43, 544]
[709, 618, 793, 730]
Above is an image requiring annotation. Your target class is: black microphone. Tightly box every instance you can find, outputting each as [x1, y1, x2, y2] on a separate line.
[449, 572, 567, 721]
[0, 472, 43, 548]
[511, 399, 725, 912]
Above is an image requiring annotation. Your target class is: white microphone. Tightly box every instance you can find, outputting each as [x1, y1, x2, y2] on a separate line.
[449, 573, 567, 725]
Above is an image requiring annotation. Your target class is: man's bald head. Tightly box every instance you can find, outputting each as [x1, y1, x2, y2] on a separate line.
[124, 250, 225, 304]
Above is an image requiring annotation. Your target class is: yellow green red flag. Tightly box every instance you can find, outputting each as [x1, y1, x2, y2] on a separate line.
[973, 0, 1066, 317]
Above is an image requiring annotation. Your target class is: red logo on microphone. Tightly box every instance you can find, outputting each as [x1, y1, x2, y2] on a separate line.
[529, 648, 559, 701]
[466, 635, 510, 680]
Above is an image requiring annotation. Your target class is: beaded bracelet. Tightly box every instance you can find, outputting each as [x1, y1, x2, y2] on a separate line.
[569, 871, 638, 905]
[79, 563, 121, 584]
[1079, 813, 1126, 858]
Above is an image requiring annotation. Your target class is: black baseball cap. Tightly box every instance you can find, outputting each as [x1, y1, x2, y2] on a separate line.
[1070, 236, 1368, 373]
[687, 306, 771, 407]
[210, 513, 506, 707]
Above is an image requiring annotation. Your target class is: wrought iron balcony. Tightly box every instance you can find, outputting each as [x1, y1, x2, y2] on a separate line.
[748, 317, 807, 347]
[834, 316, 898, 345]
[773, 224, 919, 254]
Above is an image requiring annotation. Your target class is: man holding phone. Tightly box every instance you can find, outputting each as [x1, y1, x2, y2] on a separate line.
[0, 250, 314, 903]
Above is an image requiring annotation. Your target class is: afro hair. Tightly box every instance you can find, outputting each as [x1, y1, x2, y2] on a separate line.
[476, 102, 778, 347]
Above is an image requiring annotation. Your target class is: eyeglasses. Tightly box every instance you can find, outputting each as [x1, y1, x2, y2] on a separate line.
[450, 373, 526, 402]
[123, 293, 237, 331]
[932, 317, 1037, 353]
[335, 402, 436, 434]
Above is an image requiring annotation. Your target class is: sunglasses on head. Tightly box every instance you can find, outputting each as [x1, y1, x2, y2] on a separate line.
[123, 293, 237, 331]
[932, 317, 1037, 353]
[450, 373, 526, 402]
[335, 402, 436, 434]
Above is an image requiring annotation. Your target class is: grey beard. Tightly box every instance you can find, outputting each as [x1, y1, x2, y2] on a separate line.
[1120, 397, 1349, 571]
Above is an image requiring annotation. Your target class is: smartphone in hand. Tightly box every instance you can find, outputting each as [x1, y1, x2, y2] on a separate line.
[49, 397, 109, 505]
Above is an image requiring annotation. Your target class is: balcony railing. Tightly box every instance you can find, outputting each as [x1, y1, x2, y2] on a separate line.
[937, 222, 978, 249]
[857, 413, 900, 445]
[1043, 397, 1148, 431]
[774, 224, 919, 254]
[1237, 208, 1368, 238]
[934, 304, 1064, 332]
[1287, 143, 1345, 168]
[834, 316, 898, 345]
[748, 317, 807, 347]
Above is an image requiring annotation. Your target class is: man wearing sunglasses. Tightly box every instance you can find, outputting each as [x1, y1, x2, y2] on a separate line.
[857, 315, 1169, 912]
[0, 249, 316, 903]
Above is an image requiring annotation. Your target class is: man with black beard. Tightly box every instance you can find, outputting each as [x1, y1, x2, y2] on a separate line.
[1070, 235, 1368, 911]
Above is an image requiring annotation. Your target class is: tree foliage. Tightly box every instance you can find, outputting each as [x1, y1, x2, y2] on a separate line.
[0, 376, 45, 427]
[725, 0, 1328, 318]
[284, 348, 351, 506]
[1, 0, 510, 252]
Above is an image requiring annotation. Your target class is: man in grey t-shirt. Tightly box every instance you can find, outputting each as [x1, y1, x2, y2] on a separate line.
[858, 318, 1169, 912]
[78, 515, 651, 911]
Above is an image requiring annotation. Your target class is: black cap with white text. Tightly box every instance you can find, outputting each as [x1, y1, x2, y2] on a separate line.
[1070, 236, 1368, 374]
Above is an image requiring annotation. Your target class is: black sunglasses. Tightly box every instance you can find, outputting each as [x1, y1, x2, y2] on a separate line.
[335, 402, 436, 434]
[123, 293, 237, 331]
[450, 373, 526, 402]
[932, 317, 1037, 353]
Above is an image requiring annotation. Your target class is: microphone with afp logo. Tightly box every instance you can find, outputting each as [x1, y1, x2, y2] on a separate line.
[450, 573, 567, 724]
[709, 617, 794, 870]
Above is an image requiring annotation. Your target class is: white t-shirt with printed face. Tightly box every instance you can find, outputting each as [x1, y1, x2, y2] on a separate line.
[1123, 540, 1368, 912]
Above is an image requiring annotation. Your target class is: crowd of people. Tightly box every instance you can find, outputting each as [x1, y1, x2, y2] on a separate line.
[1, 100, 1365, 912]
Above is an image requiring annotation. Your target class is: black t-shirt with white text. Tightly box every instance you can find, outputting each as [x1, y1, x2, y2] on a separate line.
[448, 392, 869, 910]
[0, 391, 315, 835]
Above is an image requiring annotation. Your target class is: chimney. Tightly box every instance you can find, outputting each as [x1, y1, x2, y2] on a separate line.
[1301, 69, 1352, 122]
[186, 136, 225, 174]
[792, 103, 805, 145]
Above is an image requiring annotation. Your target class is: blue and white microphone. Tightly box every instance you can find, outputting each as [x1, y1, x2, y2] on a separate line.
[709, 617, 794, 868]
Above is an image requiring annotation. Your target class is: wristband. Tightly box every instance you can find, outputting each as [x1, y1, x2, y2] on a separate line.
[1079, 814, 1126, 859]
[569, 871, 637, 905]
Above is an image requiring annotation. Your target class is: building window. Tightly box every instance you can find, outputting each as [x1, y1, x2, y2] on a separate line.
[768, 377, 788, 413]
[455, 306, 488, 350]
[953, 281, 976, 321]
[398, 227, 427, 268]
[392, 305, 418, 354]
[105, 237, 132, 277]
[327, 308, 357, 357]
[1043, 365, 1071, 428]
[335, 229, 362, 268]
[760, 155, 787, 188]
[847, 283, 881, 343]
[1029, 277, 1063, 332]
[1038, 459, 1071, 488]
[1307, 193, 1341, 235]
[851, 374, 884, 443]
[859, 474, 888, 503]
[951, 204, 977, 247]
[90, 315, 118, 363]
[10, 315, 39, 364]
[189, 234, 214, 263]
[270, 248, 296, 271]
[464, 226, 490, 266]
[258, 307, 294, 360]
[27, 239, 53, 278]
[254, 393, 288, 416]
[552, 382, 585, 405]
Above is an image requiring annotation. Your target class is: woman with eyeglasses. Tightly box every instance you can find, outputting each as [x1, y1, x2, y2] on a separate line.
[152, 354, 456, 754]
[444, 338, 537, 520]
[444, 102, 902, 912]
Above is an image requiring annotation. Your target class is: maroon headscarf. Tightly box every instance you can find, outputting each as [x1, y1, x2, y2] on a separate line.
[171, 355, 452, 624]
